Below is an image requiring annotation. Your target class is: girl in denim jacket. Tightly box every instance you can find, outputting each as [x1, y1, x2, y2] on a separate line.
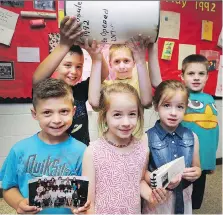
[142, 80, 201, 214]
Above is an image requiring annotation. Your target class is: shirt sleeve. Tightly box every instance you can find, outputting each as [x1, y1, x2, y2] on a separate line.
[0, 148, 18, 190]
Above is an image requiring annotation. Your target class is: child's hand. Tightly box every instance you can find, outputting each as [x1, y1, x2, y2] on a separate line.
[182, 167, 201, 182]
[126, 34, 152, 64]
[17, 198, 41, 214]
[72, 200, 91, 214]
[167, 174, 182, 190]
[147, 188, 169, 210]
[59, 16, 84, 49]
[81, 38, 105, 61]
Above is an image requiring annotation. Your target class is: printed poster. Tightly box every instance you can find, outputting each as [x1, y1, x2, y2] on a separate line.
[161, 41, 175, 60]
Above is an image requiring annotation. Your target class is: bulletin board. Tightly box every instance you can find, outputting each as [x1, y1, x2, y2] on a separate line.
[0, 0, 222, 102]
[157, 1, 222, 96]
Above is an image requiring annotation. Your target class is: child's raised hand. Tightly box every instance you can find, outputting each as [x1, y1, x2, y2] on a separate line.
[59, 16, 84, 48]
[72, 200, 91, 214]
[126, 34, 152, 64]
[167, 173, 182, 190]
[182, 167, 201, 182]
[81, 38, 105, 61]
[16, 198, 41, 214]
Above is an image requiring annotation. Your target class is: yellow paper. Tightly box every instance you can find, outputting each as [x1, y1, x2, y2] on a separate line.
[202, 20, 213, 41]
[161, 41, 175, 60]
[58, 10, 64, 28]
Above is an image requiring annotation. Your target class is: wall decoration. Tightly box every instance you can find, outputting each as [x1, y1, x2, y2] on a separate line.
[0, 7, 19, 46]
[161, 41, 175, 60]
[200, 50, 220, 71]
[0, 0, 24, 8]
[0, 61, 14, 80]
[159, 11, 180, 39]
[201, 20, 213, 41]
[33, 0, 55, 11]
[178, 44, 196, 70]
[48, 32, 60, 53]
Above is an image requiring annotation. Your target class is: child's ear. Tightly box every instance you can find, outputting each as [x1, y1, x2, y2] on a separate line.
[72, 106, 76, 117]
[180, 73, 184, 81]
[31, 107, 37, 120]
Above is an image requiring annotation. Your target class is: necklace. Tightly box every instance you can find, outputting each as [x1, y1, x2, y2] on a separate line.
[104, 135, 133, 148]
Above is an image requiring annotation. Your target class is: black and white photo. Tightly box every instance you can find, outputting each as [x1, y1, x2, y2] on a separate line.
[0, 61, 14, 80]
[33, 0, 55, 11]
[28, 176, 89, 209]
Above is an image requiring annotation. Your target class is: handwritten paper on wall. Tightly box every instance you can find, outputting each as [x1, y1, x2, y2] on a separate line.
[215, 55, 222, 97]
[0, 7, 19, 46]
[161, 41, 175, 60]
[17, 47, 40, 62]
[201, 20, 213, 41]
[159, 11, 180, 40]
[178, 44, 196, 70]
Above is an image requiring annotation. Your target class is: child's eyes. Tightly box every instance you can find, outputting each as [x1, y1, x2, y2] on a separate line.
[129, 112, 137, 116]
[124, 60, 130, 63]
[114, 60, 120, 64]
[199, 72, 205, 76]
[163, 104, 170, 108]
[177, 106, 185, 109]
[43, 111, 51, 116]
[113, 113, 121, 117]
[61, 110, 69, 115]
[64, 64, 72, 68]
[188, 72, 194, 76]
[76, 66, 83, 70]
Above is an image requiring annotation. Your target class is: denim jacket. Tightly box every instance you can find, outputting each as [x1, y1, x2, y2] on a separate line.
[146, 121, 194, 214]
[146, 120, 194, 171]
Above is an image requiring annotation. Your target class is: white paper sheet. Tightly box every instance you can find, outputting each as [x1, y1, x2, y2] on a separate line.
[159, 11, 180, 39]
[215, 55, 222, 97]
[17, 47, 40, 62]
[0, 7, 19, 46]
[178, 44, 196, 70]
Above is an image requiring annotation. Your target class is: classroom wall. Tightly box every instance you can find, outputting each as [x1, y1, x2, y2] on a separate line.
[0, 100, 222, 168]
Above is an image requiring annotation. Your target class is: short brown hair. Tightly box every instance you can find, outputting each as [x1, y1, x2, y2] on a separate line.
[153, 80, 189, 108]
[182, 54, 209, 74]
[98, 82, 144, 138]
[109, 44, 134, 61]
[32, 78, 74, 109]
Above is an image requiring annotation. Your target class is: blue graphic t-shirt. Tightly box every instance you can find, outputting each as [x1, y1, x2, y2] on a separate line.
[0, 134, 86, 214]
[182, 92, 219, 170]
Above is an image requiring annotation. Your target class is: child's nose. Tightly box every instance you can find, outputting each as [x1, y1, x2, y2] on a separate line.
[119, 61, 125, 68]
[170, 108, 176, 115]
[122, 116, 130, 126]
[52, 114, 62, 123]
[70, 66, 77, 74]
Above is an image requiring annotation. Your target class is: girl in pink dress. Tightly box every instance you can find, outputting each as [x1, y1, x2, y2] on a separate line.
[82, 82, 152, 214]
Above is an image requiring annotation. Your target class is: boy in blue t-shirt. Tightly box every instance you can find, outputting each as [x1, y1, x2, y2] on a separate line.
[0, 79, 89, 214]
[181, 54, 219, 209]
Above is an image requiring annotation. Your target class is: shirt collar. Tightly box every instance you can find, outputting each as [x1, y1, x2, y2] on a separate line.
[154, 120, 184, 140]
